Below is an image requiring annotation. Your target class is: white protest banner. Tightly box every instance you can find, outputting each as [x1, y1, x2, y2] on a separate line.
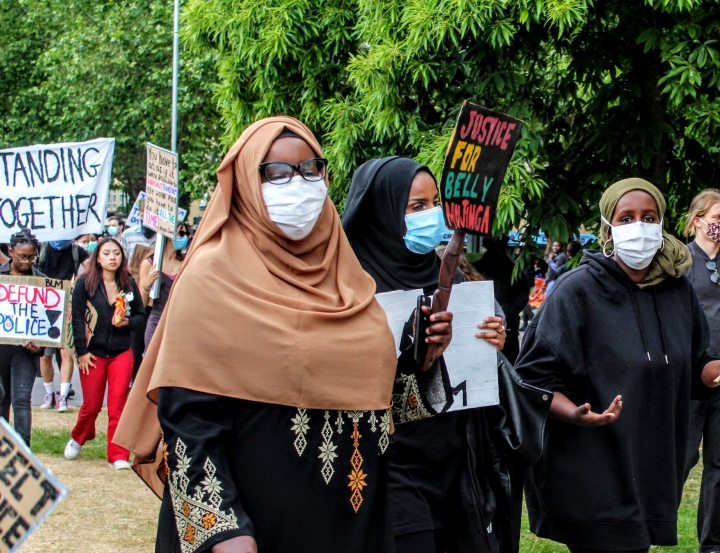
[0, 418, 68, 552]
[126, 191, 146, 227]
[375, 280, 498, 411]
[144, 143, 179, 239]
[0, 276, 72, 348]
[0, 138, 114, 242]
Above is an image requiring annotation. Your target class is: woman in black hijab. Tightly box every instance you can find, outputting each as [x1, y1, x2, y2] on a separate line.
[343, 156, 508, 552]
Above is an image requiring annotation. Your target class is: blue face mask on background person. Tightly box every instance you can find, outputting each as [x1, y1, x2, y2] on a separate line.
[403, 206, 446, 254]
[50, 240, 72, 250]
[107, 226, 119, 236]
[87, 241, 98, 253]
[173, 236, 188, 251]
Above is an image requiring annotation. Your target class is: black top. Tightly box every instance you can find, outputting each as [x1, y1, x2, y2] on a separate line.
[0, 261, 46, 278]
[39, 244, 88, 281]
[71, 274, 145, 358]
[686, 240, 720, 357]
[342, 157, 441, 293]
[515, 250, 716, 549]
[546, 252, 568, 282]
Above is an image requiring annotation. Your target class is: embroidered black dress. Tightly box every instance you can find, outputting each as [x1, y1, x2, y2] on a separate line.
[155, 344, 450, 553]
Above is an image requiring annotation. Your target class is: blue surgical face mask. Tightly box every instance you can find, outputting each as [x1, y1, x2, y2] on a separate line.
[49, 240, 72, 251]
[403, 206, 446, 254]
[107, 226, 119, 236]
[87, 241, 98, 253]
[172, 236, 188, 251]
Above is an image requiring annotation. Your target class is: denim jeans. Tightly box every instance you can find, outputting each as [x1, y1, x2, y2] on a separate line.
[0, 345, 37, 446]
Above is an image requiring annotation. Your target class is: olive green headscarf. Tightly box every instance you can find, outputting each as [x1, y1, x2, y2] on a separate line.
[599, 178, 691, 288]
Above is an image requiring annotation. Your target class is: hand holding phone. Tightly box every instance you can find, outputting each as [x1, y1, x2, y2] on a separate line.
[413, 295, 432, 364]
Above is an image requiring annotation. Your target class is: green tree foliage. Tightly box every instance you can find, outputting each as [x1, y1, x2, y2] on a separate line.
[0, 0, 220, 207]
[185, 0, 720, 254]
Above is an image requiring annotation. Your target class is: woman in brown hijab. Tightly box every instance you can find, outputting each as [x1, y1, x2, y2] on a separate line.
[114, 116, 455, 553]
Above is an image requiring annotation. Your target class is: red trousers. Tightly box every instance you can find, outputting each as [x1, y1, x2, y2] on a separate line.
[71, 349, 133, 463]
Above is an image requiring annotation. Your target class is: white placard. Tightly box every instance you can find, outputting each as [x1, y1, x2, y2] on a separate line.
[0, 138, 115, 241]
[375, 281, 499, 411]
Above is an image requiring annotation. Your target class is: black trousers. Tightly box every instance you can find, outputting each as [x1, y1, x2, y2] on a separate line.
[685, 394, 720, 552]
[0, 345, 36, 445]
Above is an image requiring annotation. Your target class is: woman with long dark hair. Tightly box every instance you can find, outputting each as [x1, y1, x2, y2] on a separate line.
[65, 237, 145, 469]
[0, 229, 45, 445]
[138, 222, 191, 349]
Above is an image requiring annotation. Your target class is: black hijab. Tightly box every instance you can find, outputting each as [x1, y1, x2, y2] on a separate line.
[342, 156, 442, 293]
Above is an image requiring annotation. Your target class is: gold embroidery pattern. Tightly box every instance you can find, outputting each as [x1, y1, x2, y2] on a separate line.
[346, 412, 367, 513]
[291, 408, 310, 456]
[169, 438, 239, 553]
[368, 411, 378, 432]
[319, 411, 337, 484]
[392, 374, 432, 423]
[379, 410, 391, 454]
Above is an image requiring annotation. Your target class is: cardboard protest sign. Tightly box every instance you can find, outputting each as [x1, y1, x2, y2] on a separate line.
[0, 418, 68, 552]
[144, 143, 179, 239]
[440, 102, 523, 235]
[375, 281, 498, 412]
[0, 138, 115, 242]
[0, 276, 72, 348]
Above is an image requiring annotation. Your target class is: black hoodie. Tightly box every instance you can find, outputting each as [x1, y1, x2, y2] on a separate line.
[515, 250, 716, 550]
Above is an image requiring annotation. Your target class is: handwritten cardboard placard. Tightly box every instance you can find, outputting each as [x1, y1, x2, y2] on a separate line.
[144, 143, 179, 239]
[0, 418, 68, 552]
[440, 102, 523, 235]
[127, 191, 184, 229]
[0, 138, 115, 242]
[0, 276, 72, 348]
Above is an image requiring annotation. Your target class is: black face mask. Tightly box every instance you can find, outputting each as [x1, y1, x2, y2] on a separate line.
[141, 226, 157, 240]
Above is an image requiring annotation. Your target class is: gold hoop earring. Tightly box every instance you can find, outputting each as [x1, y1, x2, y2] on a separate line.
[603, 238, 614, 258]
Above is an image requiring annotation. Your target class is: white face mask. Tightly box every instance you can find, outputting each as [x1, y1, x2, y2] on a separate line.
[602, 216, 663, 270]
[261, 175, 327, 240]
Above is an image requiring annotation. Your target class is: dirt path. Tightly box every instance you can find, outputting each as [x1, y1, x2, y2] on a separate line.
[21, 410, 159, 552]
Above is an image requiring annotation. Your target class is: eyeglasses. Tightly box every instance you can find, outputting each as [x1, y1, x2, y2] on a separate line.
[13, 255, 37, 263]
[707, 261, 720, 283]
[259, 158, 328, 185]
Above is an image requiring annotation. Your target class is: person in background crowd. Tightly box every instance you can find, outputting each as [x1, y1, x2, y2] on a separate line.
[556, 240, 582, 278]
[38, 237, 89, 412]
[116, 117, 454, 553]
[138, 222, 190, 350]
[474, 236, 532, 363]
[120, 210, 155, 381]
[682, 188, 720, 553]
[545, 240, 567, 292]
[343, 156, 512, 553]
[121, 209, 156, 261]
[106, 216, 124, 240]
[516, 178, 720, 553]
[0, 229, 45, 445]
[74, 234, 98, 261]
[65, 237, 145, 469]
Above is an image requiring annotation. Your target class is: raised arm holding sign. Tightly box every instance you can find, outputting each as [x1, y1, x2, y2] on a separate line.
[423, 102, 523, 371]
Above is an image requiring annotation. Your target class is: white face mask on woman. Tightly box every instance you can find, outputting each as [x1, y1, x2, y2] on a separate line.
[261, 175, 327, 240]
[602, 216, 663, 270]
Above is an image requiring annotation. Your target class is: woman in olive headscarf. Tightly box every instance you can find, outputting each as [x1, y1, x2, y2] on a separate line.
[515, 178, 720, 553]
[115, 118, 455, 553]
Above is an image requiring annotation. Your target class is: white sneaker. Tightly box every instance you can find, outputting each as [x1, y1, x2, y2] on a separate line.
[108, 460, 132, 470]
[57, 395, 68, 413]
[64, 439, 81, 460]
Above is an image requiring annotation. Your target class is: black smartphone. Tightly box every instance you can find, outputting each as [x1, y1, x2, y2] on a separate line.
[413, 295, 432, 364]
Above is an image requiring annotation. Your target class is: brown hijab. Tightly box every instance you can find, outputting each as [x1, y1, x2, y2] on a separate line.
[115, 116, 397, 494]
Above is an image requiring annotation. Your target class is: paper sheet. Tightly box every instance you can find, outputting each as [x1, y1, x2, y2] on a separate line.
[375, 281, 499, 411]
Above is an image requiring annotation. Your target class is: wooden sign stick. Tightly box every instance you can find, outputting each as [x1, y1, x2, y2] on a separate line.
[421, 230, 466, 372]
